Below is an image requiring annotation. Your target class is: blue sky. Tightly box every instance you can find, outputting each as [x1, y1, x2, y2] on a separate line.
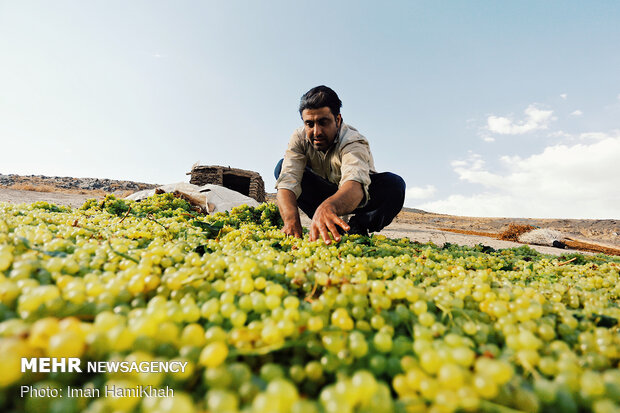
[1, 1, 619, 219]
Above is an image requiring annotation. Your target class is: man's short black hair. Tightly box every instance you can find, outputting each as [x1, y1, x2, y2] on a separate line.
[299, 85, 342, 119]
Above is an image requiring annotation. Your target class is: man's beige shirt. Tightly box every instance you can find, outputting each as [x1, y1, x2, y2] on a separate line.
[275, 123, 376, 206]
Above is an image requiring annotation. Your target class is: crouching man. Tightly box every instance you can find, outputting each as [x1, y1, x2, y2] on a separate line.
[275, 85, 406, 244]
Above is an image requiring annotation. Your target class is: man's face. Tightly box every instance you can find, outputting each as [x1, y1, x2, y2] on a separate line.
[302, 107, 342, 152]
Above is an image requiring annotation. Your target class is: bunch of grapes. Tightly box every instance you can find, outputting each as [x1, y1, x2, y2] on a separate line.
[0, 196, 619, 413]
[80, 194, 194, 218]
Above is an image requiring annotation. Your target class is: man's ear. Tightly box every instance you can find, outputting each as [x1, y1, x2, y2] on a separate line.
[336, 114, 342, 127]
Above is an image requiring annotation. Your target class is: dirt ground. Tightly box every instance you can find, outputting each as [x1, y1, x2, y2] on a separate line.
[3, 185, 618, 257]
[0, 187, 97, 208]
[392, 210, 619, 247]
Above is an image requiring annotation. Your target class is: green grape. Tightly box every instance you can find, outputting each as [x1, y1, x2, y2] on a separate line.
[206, 389, 238, 412]
[48, 330, 86, 358]
[438, 363, 466, 390]
[204, 365, 233, 389]
[291, 399, 320, 413]
[260, 363, 285, 382]
[369, 354, 387, 375]
[373, 331, 393, 353]
[305, 361, 324, 381]
[199, 341, 228, 368]
[289, 364, 306, 383]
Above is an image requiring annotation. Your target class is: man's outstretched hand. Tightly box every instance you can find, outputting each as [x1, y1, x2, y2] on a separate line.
[309, 202, 350, 244]
[277, 182, 363, 244]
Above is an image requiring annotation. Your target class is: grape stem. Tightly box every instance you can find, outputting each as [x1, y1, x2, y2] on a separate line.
[146, 214, 168, 230]
[557, 257, 577, 266]
[304, 278, 318, 303]
[450, 308, 473, 322]
[17, 236, 67, 258]
[436, 303, 453, 323]
[181, 273, 213, 285]
[509, 352, 541, 380]
[107, 240, 139, 263]
[118, 206, 132, 224]
[479, 400, 529, 413]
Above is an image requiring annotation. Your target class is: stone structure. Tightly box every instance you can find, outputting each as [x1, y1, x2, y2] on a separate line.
[187, 165, 265, 203]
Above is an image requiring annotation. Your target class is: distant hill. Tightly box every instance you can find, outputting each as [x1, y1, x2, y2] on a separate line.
[401, 207, 431, 214]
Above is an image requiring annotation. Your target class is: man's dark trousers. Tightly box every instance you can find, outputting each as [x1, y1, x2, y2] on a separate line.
[274, 159, 406, 233]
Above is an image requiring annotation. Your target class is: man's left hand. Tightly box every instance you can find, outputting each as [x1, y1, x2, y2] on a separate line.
[309, 202, 350, 244]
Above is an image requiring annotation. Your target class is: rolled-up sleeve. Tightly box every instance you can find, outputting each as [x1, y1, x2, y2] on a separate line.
[339, 140, 372, 207]
[275, 133, 307, 198]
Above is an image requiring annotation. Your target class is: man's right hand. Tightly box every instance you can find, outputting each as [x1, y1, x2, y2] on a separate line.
[281, 219, 303, 238]
[277, 188, 304, 239]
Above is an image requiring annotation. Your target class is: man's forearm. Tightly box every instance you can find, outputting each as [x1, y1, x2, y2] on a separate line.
[323, 181, 364, 215]
[277, 189, 301, 223]
[277, 189, 303, 238]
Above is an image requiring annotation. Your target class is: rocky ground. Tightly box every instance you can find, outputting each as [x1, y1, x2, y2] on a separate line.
[0, 173, 157, 195]
[1, 174, 618, 256]
[391, 211, 619, 247]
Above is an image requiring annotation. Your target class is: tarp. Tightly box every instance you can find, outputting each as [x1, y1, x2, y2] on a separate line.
[125, 182, 259, 214]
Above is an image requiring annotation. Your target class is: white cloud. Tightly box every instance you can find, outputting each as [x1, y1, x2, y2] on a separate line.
[560, 93, 568, 100]
[570, 110, 583, 116]
[406, 185, 436, 200]
[487, 105, 555, 135]
[548, 130, 619, 142]
[548, 131, 573, 139]
[418, 193, 517, 218]
[418, 133, 620, 218]
[482, 135, 495, 143]
[579, 131, 615, 141]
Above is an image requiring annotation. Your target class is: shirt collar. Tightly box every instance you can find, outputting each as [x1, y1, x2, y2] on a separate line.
[326, 123, 343, 152]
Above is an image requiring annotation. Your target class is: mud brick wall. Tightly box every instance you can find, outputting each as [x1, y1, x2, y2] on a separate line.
[188, 165, 265, 203]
